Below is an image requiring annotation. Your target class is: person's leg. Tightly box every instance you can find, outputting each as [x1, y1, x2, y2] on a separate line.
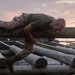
[5, 38, 34, 73]
[7, 38, 34, 62]
[0, 13, 27, 30]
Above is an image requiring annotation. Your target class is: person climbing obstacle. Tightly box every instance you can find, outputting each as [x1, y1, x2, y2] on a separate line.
[0, 13, 66, 73]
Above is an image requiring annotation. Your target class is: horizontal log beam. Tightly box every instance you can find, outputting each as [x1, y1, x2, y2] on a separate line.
[0, 65, 75, 74]
[0, 50, 13, 55]
[0, 41, 47, 67]
[0, 50, 61, 65]
[34, 45, 75, 67]
[9, 45, 47, 67]
[43, 56, 61, 65]
[15, 41, 75, 67]
[0, 53, 7, 68]
[0, 27, 75, 38]
[0, 49, 62, 65]
[16, 41, 75, 55]
[36, 42, 75, 55]
[55, 46, 75, 55]
[0, 53, 6, 59]
[33, 27, 75, 38]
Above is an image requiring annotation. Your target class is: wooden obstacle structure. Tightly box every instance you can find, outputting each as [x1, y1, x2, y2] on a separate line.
[16, 41, 75, 67]
[0, 27, 75, 38]
[0, 40, 75, 74]
[0, 27, 75, 74]
[0, 41, 47, 68]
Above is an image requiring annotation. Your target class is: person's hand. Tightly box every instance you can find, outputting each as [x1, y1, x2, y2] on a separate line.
[48, 38, 55, 41]
[30, 38, 36, 43]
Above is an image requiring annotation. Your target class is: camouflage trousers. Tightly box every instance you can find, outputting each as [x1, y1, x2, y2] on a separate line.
[0, 13, 29, 30]
[14, 37, 34, 61]
[0, 13, 34, 60]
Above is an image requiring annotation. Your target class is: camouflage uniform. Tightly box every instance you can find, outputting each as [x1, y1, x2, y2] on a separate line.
[0, 13, 34, 61]
[14, 37, 34, 61]
[0, 13, 28, 30]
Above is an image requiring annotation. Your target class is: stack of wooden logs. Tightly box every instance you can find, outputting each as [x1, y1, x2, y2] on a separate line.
[0, 40, 75, 74]
[0, 27, 75, 74]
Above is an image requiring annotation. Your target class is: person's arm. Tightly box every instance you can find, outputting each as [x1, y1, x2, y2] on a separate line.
[24, 24, 36, 43]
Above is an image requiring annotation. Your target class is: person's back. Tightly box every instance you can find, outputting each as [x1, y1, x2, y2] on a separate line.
[0, 13, 55, 31]
[26, 13, 55, 31]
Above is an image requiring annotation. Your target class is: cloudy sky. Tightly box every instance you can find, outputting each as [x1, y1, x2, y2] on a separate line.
[0, 0, 75, 27]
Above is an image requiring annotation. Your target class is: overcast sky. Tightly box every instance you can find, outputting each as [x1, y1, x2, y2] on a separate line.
[0, 0, 75, 27]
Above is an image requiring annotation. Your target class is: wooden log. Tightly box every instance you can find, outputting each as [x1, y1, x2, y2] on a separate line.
[36, 42, 75, 55]
[0, 65, 75, 74]
[0, 53, 5, 59]
[0, 50, 61, 65]
[0, 27, 75, 38]
[16, 41, 55, 50]
[5, 44, 47, 67]
[55, 46, 75, 55]
[37, 42, 75, 55]
[0, 50, 13, 55]
[43, 56, 61, 65]
[68, 42, 75, 48]
[49, 41, 67, 46]
[0, 50, 10, 54]
[15, 40, 75, 68]
[0, 41, 47, 67]
[15, 41, 75, 67]
[15, 41, 63, 65]
[34, 45, 75, 67]
[0, 53, 7, 68]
